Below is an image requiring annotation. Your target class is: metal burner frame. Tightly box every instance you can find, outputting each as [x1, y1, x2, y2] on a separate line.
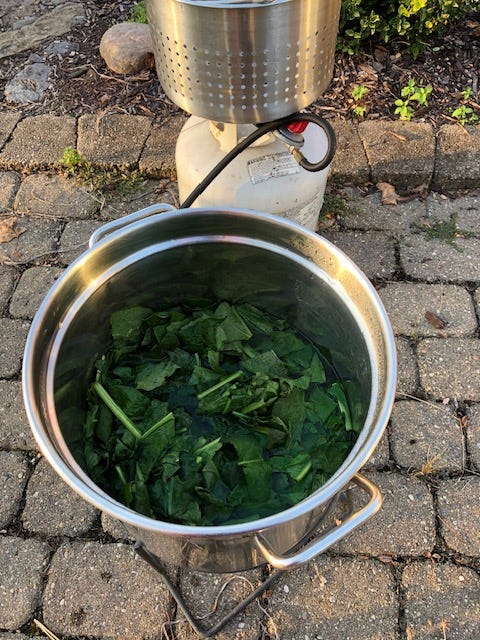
[135, 490, 353, 638]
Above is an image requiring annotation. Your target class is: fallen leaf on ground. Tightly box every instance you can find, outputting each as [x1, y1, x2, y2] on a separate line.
[377, 182, 429, 206]
[412, 183, 429, 200]
[377, 182, 399, 205]
[0, 218, 26, 243]
[466, 20, 480, 38]
[425, 310, 448, 330]
[374, 46, 388, 63]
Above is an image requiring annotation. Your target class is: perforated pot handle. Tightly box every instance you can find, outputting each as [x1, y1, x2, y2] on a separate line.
[89, 203, 176, 248]
[254, 473, 381, 571]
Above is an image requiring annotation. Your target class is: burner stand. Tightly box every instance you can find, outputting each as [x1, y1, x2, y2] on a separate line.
[134, 491, 353, 638]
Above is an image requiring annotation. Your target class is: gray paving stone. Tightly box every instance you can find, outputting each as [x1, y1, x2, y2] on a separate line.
[0, 265, 16, 312]
[14, 173, 98, 219]
[427, 194, 480, 234]
[424, 193, 457, 222]
[22, 458, 98, 537]
[437, 477, 480, 556]
[0, 451, 29, 528]
[390, 400, 465, 472]
[57, 219, 105, 266]
[0, 215, 60, 264]
[335, 187, 427, 232]
[139, 115, 187, 179]
[0, 115, 76, 168]
[417, 338, 480, 401]
[358, 120, 435, 189]
[0, 318, 30, 377]
[378, 283, 477, 337]
[403, 562, 480, 640]
[322, 230, 396, 279]
[268, 557, 398, 640]
[334, 471, 435, 556]
[0, 112, 21, 150]
[43, 541, 170, 640]
[0, 380, 37, 450]
[400, 234, 480, 282]
[176, 569, 263, 640]
[0, 172, 20, 211]
[101, 512, 134, 541]
[466, 403, 480, 469]
[0, 3, 85, 58]
[0, 535, 50, 629]
[329, 119, 370, 185]
[97, 179, 178, 220]
[77, 113, 152, 167]
[433, 124, 480, 190]
[9, 265, 63, 319]
[396, 337, 418, 396]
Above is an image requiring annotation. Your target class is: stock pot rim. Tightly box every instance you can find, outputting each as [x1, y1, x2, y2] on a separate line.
[23, 207, 396, 538]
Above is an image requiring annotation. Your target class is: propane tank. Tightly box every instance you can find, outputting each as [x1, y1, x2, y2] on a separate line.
[176, 116, 333, 231]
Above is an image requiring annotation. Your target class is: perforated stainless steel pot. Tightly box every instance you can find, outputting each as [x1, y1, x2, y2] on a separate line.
[145, 0, 341, 123]
[23, 206, 396, 573]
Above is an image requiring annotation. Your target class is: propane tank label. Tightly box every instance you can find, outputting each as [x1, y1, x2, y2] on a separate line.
[247, 152, 300, 184]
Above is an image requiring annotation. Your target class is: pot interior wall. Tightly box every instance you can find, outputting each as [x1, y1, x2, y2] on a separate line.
[53, 239, 372, 478]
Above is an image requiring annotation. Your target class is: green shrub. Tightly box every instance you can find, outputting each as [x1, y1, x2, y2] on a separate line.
[338, 0, 477, 56]
[129, 1, 148, 24]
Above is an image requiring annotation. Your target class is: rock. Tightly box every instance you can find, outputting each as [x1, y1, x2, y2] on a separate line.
[0, 3, 85, 59]
[4, 63, 51, 104]
[45, 40, 77, 58]
[100, 22, 155, 75]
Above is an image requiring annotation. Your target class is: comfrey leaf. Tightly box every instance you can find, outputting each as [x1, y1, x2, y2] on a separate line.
[328, 382, 353, 431]
[242, 349, 288, 377]
[110, 306, 152, 351]
[80, 300, 360, 526]
[136, 360, 179, 391]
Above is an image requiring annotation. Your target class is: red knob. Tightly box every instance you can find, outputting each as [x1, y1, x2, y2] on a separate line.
[287, 121, 308, 134]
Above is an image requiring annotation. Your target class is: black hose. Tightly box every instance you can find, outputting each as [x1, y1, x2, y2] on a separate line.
[180, 112, 336, 209]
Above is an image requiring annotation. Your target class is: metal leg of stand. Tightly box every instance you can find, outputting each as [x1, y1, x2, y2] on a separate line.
[134, 542, 283, 639]
[134, 489, 355, 639]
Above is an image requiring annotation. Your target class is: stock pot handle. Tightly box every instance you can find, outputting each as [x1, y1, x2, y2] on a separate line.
[89, 203, 176, 247]
[254, 473, 381, 571]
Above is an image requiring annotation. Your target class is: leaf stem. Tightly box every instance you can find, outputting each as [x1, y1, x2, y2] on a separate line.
[197, 370, 243, 400]
[140, 412, 174, 440]
[294, 460, 312, 482]
[93, 382, 142, 440]
[240, 398, 266, 414]
[115, 464, 128, 486]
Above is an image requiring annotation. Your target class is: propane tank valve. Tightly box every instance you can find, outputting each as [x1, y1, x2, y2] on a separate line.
[274, 125, 306, 149]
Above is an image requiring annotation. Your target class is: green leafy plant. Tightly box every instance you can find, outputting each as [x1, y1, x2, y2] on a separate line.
[351, 84, 369, 117]
[129, 1, 148, 24]
[338, 0, 477, 56]
[449, 86, 479, 125]
[79, 301, 361, 526]
[394, 79, 433, 120]
[60, 146, 83, 172]
[450, 105, 479, 126]
[60, 147, 146, 198]
[414, 213, 474, 250]
[321, 193, 350, 219]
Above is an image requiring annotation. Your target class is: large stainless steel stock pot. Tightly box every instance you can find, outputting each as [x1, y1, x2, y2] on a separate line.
[23, 205, 396, 573]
